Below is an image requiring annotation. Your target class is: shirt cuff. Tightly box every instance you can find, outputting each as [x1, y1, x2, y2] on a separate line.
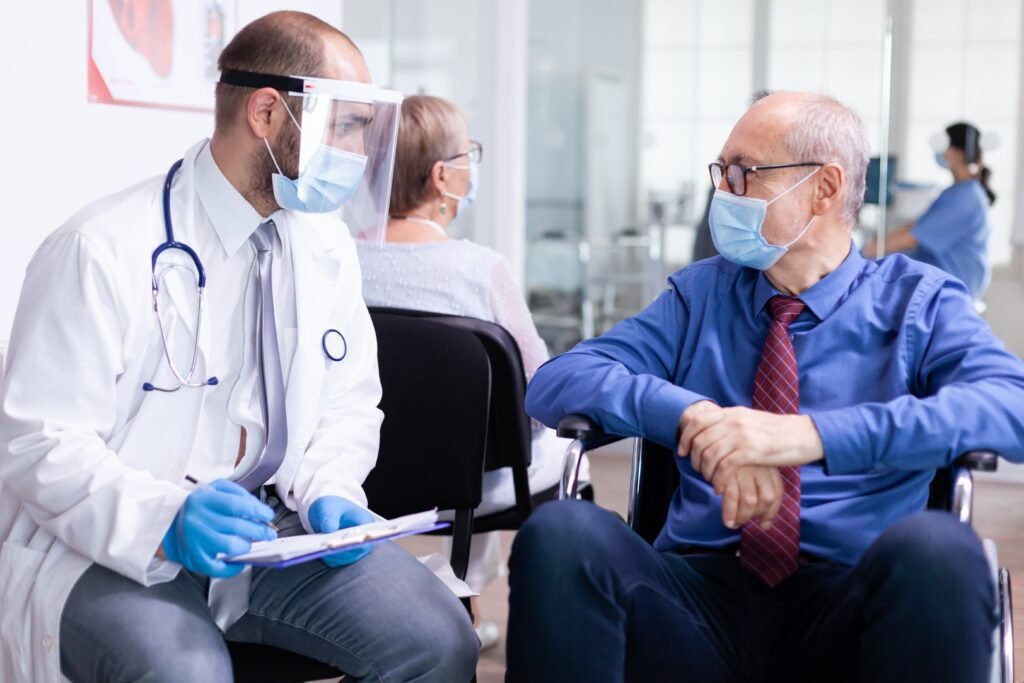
[144, 557, 182, 584]
[136, 488, 190, 586]
[640, 382, 711, 450]
[809, 408, 874, 475]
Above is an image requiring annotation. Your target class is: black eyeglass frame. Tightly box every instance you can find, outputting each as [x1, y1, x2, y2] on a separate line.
[708, 161, 824, 197]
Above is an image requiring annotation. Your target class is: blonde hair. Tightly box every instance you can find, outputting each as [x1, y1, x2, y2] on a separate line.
[389, 95, 467, 216]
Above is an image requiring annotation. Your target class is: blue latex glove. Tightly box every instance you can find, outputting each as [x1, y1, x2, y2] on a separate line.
[308, 495, 376, 567]
[162, 479, 277, 578]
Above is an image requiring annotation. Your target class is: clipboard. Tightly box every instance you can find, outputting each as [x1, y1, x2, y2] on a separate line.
[224, 510, 450, 569]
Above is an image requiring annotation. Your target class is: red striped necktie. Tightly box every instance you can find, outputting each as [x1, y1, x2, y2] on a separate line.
[739, 295, 806, 587]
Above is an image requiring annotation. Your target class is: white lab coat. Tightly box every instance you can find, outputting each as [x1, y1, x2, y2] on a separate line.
[0, 140, 383, 682]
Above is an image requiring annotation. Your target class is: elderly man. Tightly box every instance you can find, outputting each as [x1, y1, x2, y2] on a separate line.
[507, 92, 1024, 683]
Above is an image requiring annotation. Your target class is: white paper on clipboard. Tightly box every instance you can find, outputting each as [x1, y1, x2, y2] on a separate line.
[227, 509, 441, 564]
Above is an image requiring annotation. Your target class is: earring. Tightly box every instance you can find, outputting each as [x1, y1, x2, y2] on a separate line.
[439, 199, 448, 216]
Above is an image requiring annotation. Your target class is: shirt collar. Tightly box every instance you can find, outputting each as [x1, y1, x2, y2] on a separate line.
[753, 242, 865, 320]
[194, 141, 266, 257]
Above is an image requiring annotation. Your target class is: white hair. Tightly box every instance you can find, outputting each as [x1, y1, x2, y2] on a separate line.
[761, 92, 871, 225]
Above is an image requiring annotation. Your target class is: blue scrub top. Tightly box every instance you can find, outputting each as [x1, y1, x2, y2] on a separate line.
[908, 179, 991, 298]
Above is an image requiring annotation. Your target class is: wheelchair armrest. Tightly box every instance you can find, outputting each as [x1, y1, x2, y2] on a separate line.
[556, 414, 627, 450]
[953, 450, 999, 472]
[557, 415, 628, 501]
[940, 451, 999, 525]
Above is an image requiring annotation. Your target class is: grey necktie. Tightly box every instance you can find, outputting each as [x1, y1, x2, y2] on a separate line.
[235, 220, 289, 491]
[210, 220, 290, 632]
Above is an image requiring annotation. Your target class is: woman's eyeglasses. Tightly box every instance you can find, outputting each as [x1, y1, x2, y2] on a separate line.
[444, 140, 483, 165]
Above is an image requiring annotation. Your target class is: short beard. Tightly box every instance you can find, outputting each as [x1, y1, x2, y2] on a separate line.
[245, 119, 300, 212]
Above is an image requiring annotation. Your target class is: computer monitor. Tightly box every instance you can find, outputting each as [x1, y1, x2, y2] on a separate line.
[864, 156, 897, 206]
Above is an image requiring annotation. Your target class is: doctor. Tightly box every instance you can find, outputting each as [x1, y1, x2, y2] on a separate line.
[0, 11, 478, 683]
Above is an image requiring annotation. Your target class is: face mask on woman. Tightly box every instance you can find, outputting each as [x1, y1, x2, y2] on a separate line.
[443, 160, 478, 215]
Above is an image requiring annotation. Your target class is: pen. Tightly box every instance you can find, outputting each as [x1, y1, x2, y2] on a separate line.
[184, 474, 279, 531]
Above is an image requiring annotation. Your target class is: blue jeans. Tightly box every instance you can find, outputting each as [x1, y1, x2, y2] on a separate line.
[507, 501, 996, 683]
[60, 502, 478, 683]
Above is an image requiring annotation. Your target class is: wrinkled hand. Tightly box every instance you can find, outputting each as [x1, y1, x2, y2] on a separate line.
[162, 479, 277, 578]
[720, 465, 783, 529]
[679, 404, 824, 492]
[308, 496, 376, 567]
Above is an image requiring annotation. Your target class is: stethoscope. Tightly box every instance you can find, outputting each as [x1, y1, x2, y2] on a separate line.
[143, 159, 218, 393]
[143, 159, 348, 393]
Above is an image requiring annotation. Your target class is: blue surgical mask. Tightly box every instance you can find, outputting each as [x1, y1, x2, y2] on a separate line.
[264, 102, 369, 214]
[444, 160, 478, 215]
[709, 168, 819, 270]
[935, 151, 950, 169]
[266, 140, 367, 213]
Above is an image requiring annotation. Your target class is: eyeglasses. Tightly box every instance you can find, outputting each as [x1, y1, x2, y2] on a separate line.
[444, 140, 483, 165]
[708, 161, 823, 197]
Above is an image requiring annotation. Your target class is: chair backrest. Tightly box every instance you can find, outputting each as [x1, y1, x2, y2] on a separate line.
[631, 440, 956, 545]
[430, 315, 533, 473]
[362, 309, 492, 518]
[368, 307, 533, 473]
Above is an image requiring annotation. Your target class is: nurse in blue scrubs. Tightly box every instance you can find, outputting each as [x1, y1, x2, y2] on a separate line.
[865, 122, 995, 299]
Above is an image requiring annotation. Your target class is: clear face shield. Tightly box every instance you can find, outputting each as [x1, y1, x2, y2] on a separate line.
[219, 70, 403, 245]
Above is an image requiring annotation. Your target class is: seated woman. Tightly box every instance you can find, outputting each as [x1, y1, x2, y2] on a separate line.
[865, 122, 994, 301]
[356, 94, 587, 649]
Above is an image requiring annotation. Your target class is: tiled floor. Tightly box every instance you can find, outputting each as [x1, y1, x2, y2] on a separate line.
[400, 446, 1024, 682]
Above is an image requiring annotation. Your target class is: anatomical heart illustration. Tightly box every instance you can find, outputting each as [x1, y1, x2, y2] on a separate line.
[88, 0, 234, 111]
[106, 0, 174, 78]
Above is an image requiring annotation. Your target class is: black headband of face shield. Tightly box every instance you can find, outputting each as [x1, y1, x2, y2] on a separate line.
[219, 69, 305, 94]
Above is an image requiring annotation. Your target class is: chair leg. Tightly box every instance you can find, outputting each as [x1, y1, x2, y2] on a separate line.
[451, 511, 477, 654]
[511, 461, 533, 523]
[449, 508, 474, 581]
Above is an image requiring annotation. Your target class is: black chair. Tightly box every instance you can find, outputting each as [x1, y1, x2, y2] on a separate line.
[228, 643, 344, 683]
[364, 307, 577, 569]
[555, 414, 1015, 683]
[363, 308, 497, 579]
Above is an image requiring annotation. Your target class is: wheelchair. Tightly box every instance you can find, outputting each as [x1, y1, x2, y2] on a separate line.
[556, 414, 1015, 683]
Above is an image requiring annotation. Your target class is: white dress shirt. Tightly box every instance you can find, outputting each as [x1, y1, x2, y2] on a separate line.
[183, 141, 297, 486]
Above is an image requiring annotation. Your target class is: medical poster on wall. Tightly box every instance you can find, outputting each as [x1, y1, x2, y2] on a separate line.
[88, 0, 236, 111]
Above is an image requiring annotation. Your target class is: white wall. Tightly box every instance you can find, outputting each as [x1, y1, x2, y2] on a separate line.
[526, 0, 643, 242]
[641, 0, 755, 216]
[766, 0, 886, 157]
[0, 2, 342, 337]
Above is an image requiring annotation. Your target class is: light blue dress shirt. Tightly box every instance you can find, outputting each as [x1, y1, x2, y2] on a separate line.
[525, 245, 1024, 565]
[909, 179, 991, 299]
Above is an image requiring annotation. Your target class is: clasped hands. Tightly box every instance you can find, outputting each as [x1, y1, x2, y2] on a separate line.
[677, 401, 824, 531]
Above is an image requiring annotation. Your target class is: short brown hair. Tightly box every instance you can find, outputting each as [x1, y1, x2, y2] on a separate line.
[389, 95, 467, 216]
[214, 11, 357, 131]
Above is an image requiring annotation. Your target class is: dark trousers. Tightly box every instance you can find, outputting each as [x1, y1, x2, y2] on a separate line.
[506, 501, 996, 683]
